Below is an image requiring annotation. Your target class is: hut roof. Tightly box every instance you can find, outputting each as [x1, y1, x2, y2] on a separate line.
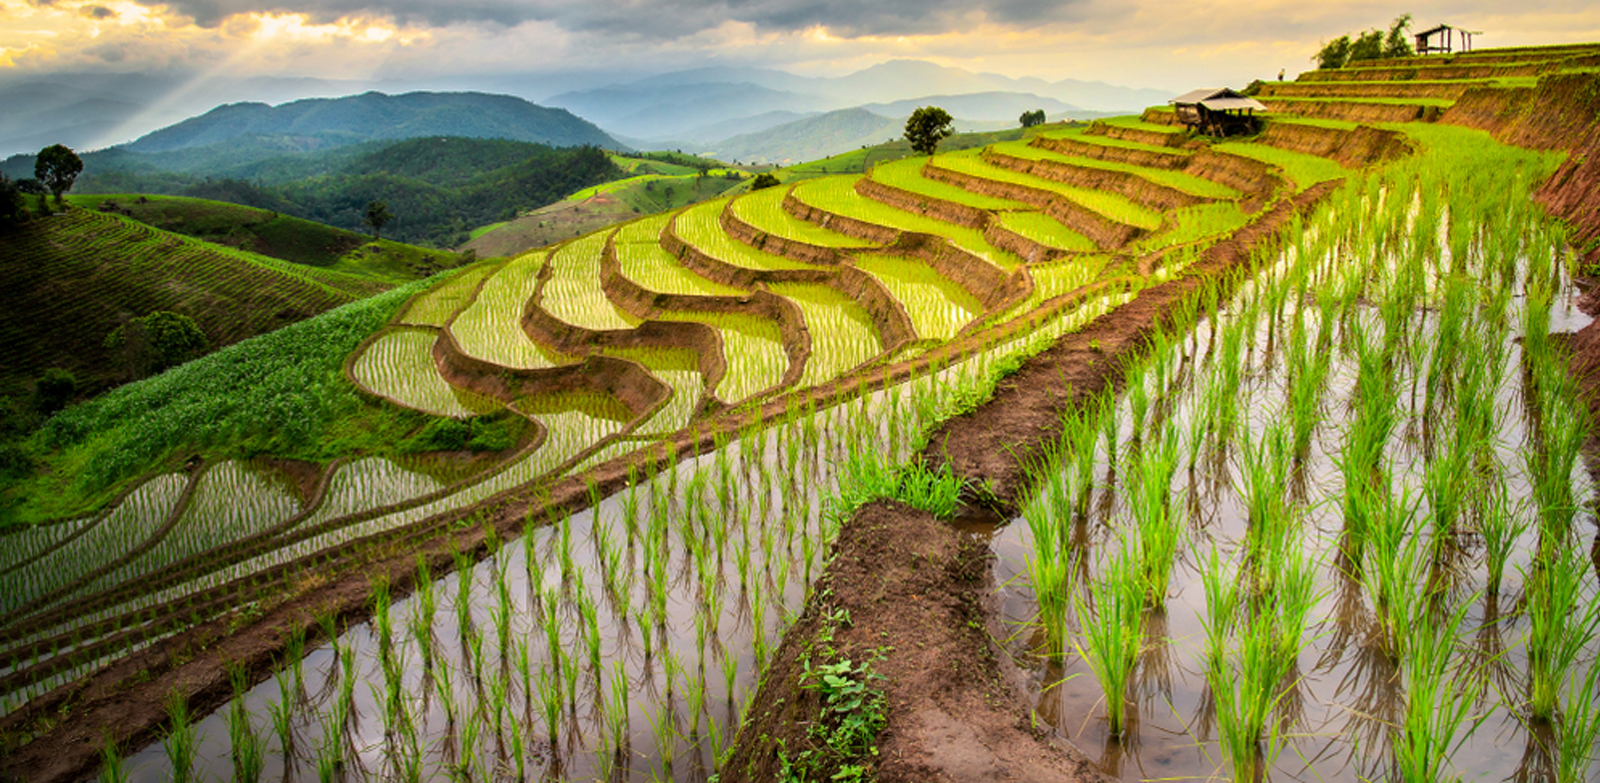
[1169, 88, 1267, 112]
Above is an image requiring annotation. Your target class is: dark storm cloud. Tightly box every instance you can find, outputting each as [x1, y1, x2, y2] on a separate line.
[150, 0, 1091, 36]
[82, 5, 116, 17]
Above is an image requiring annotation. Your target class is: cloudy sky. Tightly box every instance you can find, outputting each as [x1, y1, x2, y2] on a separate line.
[4, 0, 1599, 92]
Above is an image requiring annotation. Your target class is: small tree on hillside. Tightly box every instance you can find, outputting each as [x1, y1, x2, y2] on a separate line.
[1019, 109, 1047, 128]
[364, 200, 393, 240]
[750, 172, 782, 191]
[105, 311, 208, 379]
[905, 106, 955, 156]
[34, 144, 83, 209]
[0, 174, 24, 227]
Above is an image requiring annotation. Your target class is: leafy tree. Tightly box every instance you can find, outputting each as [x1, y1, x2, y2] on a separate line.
[904, 106, 955, 156]
[33, 368, 76, 414]
[1314, 14, 1414, 69]
[105, 311, 209, 379]
[1019, 109, 1047, 128]
[1314, 35, 1353, 69]
[1383, 13, 1415, 58]
[364, 199, 393, 240]
[34, 144, 83, 208]
[0, 173, 24, 227]
[750, 172, 782, 191]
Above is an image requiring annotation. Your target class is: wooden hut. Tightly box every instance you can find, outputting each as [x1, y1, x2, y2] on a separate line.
[1415, 24, 1475, 54]
[1169, 88, 1267, 137]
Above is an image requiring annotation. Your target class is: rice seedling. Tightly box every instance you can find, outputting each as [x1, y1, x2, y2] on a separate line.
[97, 733, 127, 783]
[1477, 482, 1526, 598]
[1129, 428, 1183, 609]
[1070, 535, 1144, 737]
[1554, 662, 1600, 783]
[1392, 597, 1482, 783]
[225, 664, 265, 783]
[1522, 543, 1600, 722]
[161, 689, 196, 783]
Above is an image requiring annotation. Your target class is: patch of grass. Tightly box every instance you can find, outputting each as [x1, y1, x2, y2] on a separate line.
[1211, 141, 1347, 191]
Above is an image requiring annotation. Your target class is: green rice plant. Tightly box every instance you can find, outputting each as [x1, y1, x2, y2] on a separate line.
[1392, 597, 1482, 783]
[449, 250, 577, 369]
[1129, 428, 1183, 609]
[1362, 488, 1424, 660]
[226, 665, 265, 783]
[1554, 662, 1600, 783]
[1522, 544, 1600, 722]
[540, 230, 643, 330]
[1477, 482, 1527, 598]
[349, 326, 500, 418]
[1070, 535, 1144, 737]
[161, 689, 196, 783]
[931, 154, 1163, 230]
[97, 733, 127, 783]
[268, 670, 295, 760]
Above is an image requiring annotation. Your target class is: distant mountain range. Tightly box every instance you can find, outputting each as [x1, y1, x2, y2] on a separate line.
[543, 59, 1175, 146]
[123, 91, 621, 153]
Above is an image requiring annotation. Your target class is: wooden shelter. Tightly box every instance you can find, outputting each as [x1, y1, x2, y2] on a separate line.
[1415, 24, 1475, 54]
[1169, 88, 1267, 137]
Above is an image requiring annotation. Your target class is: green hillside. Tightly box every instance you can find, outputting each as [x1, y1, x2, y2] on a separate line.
[0, 208, 391, 398]
[65, 194, 468, 279]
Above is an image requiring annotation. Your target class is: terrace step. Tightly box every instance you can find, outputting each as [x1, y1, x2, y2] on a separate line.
[1030, 133, 1190, 170]
[1259, 120, 1412, 168]
[979, 146, 1214, 212]
[1354, 44, 1600, 68]
[1259, 80, 1483, 101]
[1087, 119, 1189, 148]
[1260, 97, 1444, 123]
[920, 159, 1147, 250]
[853, 174, 1087, 267]
[1296, 61, 1547, 82]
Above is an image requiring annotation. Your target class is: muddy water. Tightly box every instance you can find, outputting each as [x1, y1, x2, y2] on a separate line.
[986, 260, 1597, 781]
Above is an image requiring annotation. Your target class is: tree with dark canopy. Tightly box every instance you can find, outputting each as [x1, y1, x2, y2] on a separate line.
[1314, 14, 1414, 69]
[905, 107, 955, 156]
[750, 172, 782, 191]
[1019, 109, 1048, 128]
[34, 144, 83, 209]
[364, 200, 393, 240]
[105, 311, 209, 379]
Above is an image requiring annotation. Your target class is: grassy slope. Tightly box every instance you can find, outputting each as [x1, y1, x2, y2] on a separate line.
[65, 194, 470, 281]
[0, 208, 392, 395]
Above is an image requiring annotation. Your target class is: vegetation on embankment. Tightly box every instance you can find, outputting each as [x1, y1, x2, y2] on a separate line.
[0, 278, 453, 527]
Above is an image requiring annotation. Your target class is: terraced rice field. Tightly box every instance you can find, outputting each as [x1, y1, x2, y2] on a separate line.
[17, 43, 1592, 783]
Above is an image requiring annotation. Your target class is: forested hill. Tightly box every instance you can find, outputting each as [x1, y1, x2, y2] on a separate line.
[122, 91, 621, 153]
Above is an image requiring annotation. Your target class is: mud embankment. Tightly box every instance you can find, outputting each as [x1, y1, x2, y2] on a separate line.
[1260, 121, 1412, 168]
[1140, 107, 1180, 126]
[1295, 62, 1545, 82]
[1439, 71, 1600, 265]
[920, 161, 1145, 249]
[1261, 98, 1441, 124]
[854, 177, 988, 228]
[1260, 80, 1480, 100]
[1031, 135, 1188, 170]
[980, 149, 1209, 212]
[719, 202, 856, 266]
[718, 502, 1110, 783]
[1089, 121, 1186, 148]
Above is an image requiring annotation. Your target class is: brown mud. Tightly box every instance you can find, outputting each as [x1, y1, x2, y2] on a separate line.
[1260, 98, 1442, 124]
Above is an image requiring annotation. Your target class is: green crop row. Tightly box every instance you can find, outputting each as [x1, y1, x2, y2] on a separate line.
[730, 186, 877, 249]
[986, 140, 1243, 201]
[449, 252, 578, 369]
[656, 311, 788, 404]
[1211, 142, 1347, 191]
[792, 176, 1023, 272]
[852, 256, 983, 342]
[767, 282, 883, 388]
[540, 233, 643, 332]
[674, 199, 821, 272]
[350, 328, 502, 418]
[615, 215, 749, 297]
[932, 155, 1164, 231]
